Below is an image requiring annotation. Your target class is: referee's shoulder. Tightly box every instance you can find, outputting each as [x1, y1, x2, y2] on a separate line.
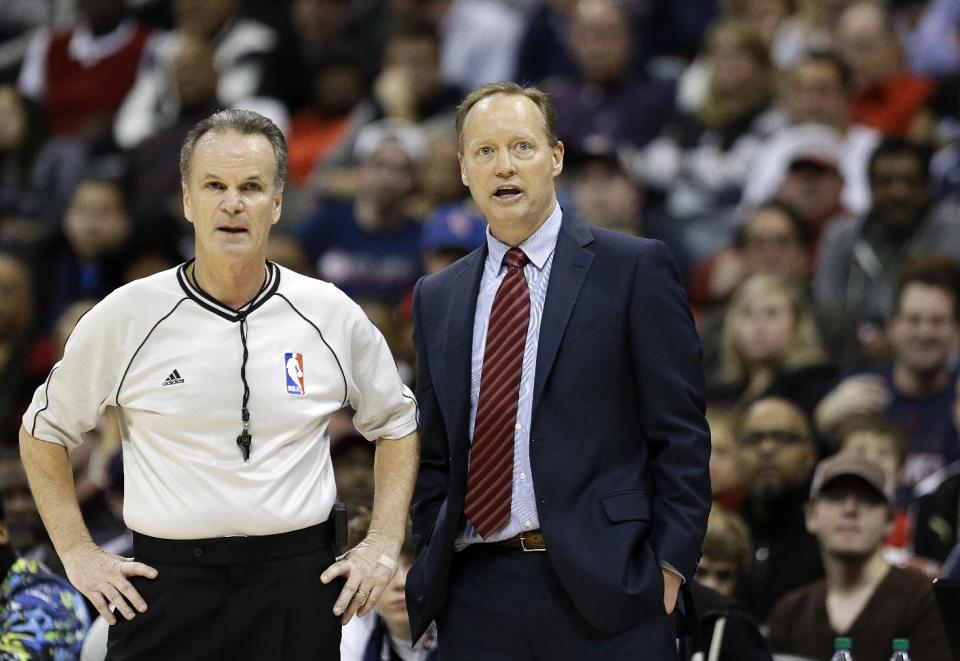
[273, 263, 364, 319]
[64, 266, 185, 345]
[92, 264, 184, 316]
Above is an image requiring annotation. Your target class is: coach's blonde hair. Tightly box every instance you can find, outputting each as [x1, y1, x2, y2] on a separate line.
[455, 82, 558, 151]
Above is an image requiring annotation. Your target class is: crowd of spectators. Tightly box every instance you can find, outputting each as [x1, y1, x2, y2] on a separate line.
[1, 0, 960, 658]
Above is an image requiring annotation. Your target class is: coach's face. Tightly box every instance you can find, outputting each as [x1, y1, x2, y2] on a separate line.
[182, 130, 282, 263]
[459, 94, 563, 245]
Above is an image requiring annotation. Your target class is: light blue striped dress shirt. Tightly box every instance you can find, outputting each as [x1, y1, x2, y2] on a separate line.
[455, 203, 562, 549]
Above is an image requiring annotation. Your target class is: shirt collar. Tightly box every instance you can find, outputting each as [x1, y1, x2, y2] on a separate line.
[485, 202, 562, 271]
[177, 260, 281, 322]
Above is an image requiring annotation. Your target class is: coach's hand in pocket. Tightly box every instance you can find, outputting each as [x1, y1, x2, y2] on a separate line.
[661, 567, 681, 615]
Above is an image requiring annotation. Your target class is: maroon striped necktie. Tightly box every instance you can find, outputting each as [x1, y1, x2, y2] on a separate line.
[464, 247, 531, 539]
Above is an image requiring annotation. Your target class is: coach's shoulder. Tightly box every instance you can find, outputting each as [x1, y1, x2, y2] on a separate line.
[420, 246, 485, 297]
[586, 225, 670, 262]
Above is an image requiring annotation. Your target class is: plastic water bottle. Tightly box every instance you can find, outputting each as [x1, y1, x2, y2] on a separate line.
[889, 638, 911, 661]
[831, 637, 854, 661]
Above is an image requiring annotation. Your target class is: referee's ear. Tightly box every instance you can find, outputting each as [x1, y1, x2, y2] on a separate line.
[182, 182, 194, 225]
[270, 187, 282, 226]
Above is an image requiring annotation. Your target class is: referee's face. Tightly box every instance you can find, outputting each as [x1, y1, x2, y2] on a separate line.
[182, 130, 282, 263]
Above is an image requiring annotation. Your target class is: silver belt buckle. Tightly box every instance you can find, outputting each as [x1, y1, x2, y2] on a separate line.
[520, 532, 546, 552]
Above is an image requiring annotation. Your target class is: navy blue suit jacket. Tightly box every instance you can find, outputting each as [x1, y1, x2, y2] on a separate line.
[406, 214, 711, 641]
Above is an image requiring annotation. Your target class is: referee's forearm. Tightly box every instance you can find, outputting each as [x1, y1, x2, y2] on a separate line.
[18, 426, 95, 559]
[367, 430, 420, 556]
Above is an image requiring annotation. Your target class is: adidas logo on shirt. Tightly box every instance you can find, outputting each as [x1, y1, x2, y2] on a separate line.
[162, 370, 185, 386]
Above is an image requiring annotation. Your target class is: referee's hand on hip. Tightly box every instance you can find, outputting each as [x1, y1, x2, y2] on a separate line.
[321, 534, 399, 625]
[62, 541, 158, 625]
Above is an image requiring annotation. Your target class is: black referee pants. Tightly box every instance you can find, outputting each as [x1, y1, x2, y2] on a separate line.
[106, 522, 343, 661]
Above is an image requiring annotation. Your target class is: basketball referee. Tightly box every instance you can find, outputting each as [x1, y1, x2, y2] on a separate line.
[19, 109, 419, 660]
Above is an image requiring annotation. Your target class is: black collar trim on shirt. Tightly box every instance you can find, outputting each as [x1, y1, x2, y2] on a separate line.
[177, 259, 281, 322]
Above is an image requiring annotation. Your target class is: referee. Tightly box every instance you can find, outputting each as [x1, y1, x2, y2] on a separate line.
[18, 109, 419, 660]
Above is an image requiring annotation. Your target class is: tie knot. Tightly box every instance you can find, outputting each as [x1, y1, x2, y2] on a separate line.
[503, 248, 528, 270]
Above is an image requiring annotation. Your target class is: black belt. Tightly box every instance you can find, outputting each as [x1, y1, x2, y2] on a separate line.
[132, 520, 333, 565]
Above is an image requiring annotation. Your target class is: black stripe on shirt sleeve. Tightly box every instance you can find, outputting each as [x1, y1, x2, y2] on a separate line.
[116, 298, 190, 406]
[30, 303, 95, 436]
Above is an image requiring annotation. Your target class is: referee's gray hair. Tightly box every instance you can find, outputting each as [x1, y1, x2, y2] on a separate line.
[179, 109, 288, 191]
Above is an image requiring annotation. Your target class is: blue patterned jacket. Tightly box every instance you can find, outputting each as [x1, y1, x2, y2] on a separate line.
[0, 548, 90, 660]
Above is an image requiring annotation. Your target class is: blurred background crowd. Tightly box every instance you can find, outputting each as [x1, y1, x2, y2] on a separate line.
[1, 0, 960, 658]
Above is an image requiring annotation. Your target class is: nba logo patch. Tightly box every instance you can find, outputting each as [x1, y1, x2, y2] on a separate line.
[284, 352, 305, 395]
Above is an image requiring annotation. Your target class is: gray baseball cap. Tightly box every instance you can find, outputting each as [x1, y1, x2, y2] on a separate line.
[809, 453, 895, 504]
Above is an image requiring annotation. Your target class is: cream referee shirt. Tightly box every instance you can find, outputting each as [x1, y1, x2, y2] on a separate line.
[24, 261, 417, 540]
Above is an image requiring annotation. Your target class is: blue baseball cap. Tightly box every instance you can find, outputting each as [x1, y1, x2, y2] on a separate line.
[421, 205, 488, 253]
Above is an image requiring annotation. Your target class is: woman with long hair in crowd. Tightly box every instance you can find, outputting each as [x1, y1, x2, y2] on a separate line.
[710, 273, 836, 418]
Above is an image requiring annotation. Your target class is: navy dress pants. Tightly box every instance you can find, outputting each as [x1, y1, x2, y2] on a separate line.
[438, 544, 678, 660]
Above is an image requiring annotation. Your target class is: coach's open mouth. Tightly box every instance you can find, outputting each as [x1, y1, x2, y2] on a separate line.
[493, 185, 523, 202]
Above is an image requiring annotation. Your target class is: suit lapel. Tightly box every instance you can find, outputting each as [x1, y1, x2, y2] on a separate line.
[532, 217, 594, 411]
[440, 246, 486, 456]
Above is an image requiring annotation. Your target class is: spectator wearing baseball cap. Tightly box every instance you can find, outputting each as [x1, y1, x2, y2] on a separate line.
[296, 119, 426, 305]
[392, 203, 487, 387]
[420, 203, 487, 276]
[767, 453, 951, 661]
[740, 52, 882, 218]
[773, 129, 851, 254]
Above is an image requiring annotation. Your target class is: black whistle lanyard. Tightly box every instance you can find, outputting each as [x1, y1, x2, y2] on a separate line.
[237, 312, 252, 461]
[189, 263, 268, 462]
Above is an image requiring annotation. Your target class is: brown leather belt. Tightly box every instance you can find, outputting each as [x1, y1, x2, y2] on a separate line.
[487, 529, 546, 552]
